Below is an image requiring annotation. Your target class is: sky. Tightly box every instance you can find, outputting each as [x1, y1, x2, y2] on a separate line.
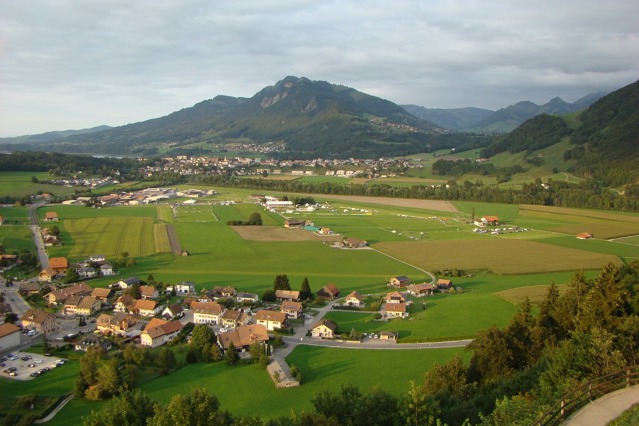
[1, 0, 638, 137]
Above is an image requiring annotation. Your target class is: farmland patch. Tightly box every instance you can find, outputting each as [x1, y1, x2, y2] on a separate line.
[231, 226, 341, 242]
[495, 284, 569, 305]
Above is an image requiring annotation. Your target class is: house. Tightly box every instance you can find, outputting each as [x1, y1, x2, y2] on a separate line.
[167, 281, 196, 294]
[96, 312, 138, 335]
[162, 303, 184, 320]
[45, 282, 93, 305]
[21, 308, 57, 333]
[212, 286, 237, 298]
[275, 290, 300, 301]
[255, 310, 288, 331]
[436, 279, 453, 290]
[45, 211, 59, 221]
[577, 232, 593, 240]
[390, 276, 410, 287]
[99, 264, 115, 276]
[280, 301, 303, 319]
[133, 299, 158, 317]
[192, 301, 225, 325]
[89, 254, 106, 262]
[217, 324, 269, 353]
[311, 319, 337, 339]
[76, 265, 97, 279]
[284, 219, 306, 228]
[236, 292, 259, 303]
[75, 334, 112, 352]
[64, 295, 100, 316]
[38, 267, 57, 282]
[407, 283, 435, 297]
[343, 237, 367, 248]
[18, 281, 41, 296]
[140, 319, 184, 348]
[476, 216, 500, 226]
[0, 323, 21, 351]
[50, 258, 68, 275]
[343, 291, 365, 307]
[379, 331, 398, 341]
[221, 309, 249, 329]
[91, 287, 112, 301]
[385, 291, 406, 304]
[139, 285, 159, 300]
[385, 303, 408, 319]
[319, 227, 332, 235]
[114, 294, 137, 313]
[114, 277, 141, 289]
[317, 284, 340, 300]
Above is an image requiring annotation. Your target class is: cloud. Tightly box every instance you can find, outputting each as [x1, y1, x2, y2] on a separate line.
[0, 0, 637, 136]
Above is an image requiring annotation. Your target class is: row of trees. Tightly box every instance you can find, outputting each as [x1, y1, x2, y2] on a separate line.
[262, 274, 313, 302]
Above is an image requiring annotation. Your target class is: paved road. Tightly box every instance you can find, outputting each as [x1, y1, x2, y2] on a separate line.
[565, 384, 639, 425]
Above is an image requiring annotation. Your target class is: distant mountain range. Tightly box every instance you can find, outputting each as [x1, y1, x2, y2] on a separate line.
[402, 92, 606, 133]
[0, 77, 615, 159]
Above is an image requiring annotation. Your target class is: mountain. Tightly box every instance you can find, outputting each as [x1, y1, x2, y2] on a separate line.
[0, 125, 112, 145]
[471, 93, 606, 133]
[479, 79, 639, 186]
[5, 76, 450, 158]
[400, 105, 493, 131]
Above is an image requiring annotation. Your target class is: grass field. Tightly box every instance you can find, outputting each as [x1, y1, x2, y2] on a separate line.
[495, 284, 569, 305]
[153, 224, 172, 253]
[0, 171, 76, 198]
[0, 206, 30, 225]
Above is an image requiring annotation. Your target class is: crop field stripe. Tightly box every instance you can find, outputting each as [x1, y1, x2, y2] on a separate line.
[153, 224, 171, 253]
[139, 218, 146, 254]
[114, 218, 127, 256]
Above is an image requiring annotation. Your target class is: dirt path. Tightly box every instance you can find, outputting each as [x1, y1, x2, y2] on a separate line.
[166, 224, 181, 254]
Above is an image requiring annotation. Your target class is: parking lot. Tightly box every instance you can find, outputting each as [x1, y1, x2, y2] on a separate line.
[1, 351, 67, 381]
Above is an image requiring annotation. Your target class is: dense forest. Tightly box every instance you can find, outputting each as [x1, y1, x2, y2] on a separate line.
[78, 262, 639, 426]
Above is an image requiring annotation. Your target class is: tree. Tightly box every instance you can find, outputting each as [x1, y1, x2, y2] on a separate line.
[78, 316, 87, 327]
[148, 388, 231, 426]
[401, 381, 440, 426]
[210, 344, 223, 362]
[273, 274, 291, 291]
[422, 355, 470, 398]
[31, 175, 39, 183]
[63, 267, 80, 284]
[156, 347, 176, 375]
[42, 333, 53, 354]
[190, 324, 216, 362]
[249, 342, 263, 360]
[82, 389, 156, 426]
[4, 312, 18, 324]
[79, 347, 101, 388]
[94, 358, 122, 399]
[248, 212, 263, 226]
[224, 343, 239, 365]
[299, 277, 312, 301]
[262, 288, 276, 302]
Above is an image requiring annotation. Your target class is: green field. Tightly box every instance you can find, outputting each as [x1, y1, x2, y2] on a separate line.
[0, 171, 76, 198]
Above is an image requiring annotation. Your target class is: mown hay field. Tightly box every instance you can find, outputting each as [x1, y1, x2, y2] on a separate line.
[153, 224, 172, 253]
[495, 284, 569, 305]
[373, 238, 621, 274]
[65, 216, 155, 258]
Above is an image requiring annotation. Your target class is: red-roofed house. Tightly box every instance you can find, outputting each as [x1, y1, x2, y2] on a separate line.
[255, 310, 288, 331]
[317, 284, 340, 300]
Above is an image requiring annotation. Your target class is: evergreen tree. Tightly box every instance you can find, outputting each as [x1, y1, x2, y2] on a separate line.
[224, 343, 239, 366]
[273, 274, 291, 291]
[299, 277, 312, 301]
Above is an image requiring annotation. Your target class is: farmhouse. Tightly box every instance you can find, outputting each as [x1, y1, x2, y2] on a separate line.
[38, 268, 57, 282]
[45, 211, 59, 221]
[212, 286, 237, 298]
[64, 295, 100, 316]
[275, 290, 300, 301]
[342, 237, 367, 248]
[385, 291, 406, 304]
[45, 282, 92, 305]
[221, 309, 249, 329]
[407, 283, 435, 297]
[162, 303, 184, 320]
[139, 285, 159, 300]
[284, 219, 306, 228]
[114, 295, 136, 313]
[577, 232, 593, 240]
[255, 310, 288, 331]
[140, 319, 184, 348]
[99, 264, 115, 276]
[311, 319, 337, 339]
[192, 301, 224, 325]
[317, 284, 340, 300]
[236, 292, 259, 303]
[475, 216, 500, 226]
[75, 334, 112, 352]
[167, 281, 196, 294]
[75, 265, 97, 279]
[379, 331, 398, 341]
[343, 291, 365, 307]
[390, 276, 410, 287]
[91, 287, 112, 301]
[436, 279, 453, 290]
[18, 281, 41, 296]
[218, 324, 269, 353]
[0, 323, 21, 351]
[21, 308, 57, 333]
[280, 301, 303, 319]
[385, 303, 408, 319]
[49, 257, 69, 275]
[114, 277, 141, 289]
[96, 312, 139, 335]
[89, 254, 106, 262]
[133, 299, 158, 317]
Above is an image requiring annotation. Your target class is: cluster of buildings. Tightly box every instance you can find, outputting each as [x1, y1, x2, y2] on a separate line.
[38, 255, 115, 283]
[95, 187, 216, 206]
[47, 177, 118, 188]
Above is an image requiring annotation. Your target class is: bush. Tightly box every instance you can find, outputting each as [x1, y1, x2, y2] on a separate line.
[374, 313, 382, 320]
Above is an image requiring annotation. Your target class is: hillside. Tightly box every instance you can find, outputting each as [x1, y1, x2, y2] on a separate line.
[0, 125, 112, 145]
[1, 77, 457, 159]
[401, 105, 493, 130]
[478, 79, 639, 186]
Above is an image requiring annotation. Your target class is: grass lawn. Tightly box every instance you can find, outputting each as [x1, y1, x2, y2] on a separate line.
[0, 171, 75, 198]
[0, 205, 30, 225]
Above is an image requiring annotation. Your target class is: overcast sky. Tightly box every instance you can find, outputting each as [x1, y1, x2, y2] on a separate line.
[1, 0, 637, 137]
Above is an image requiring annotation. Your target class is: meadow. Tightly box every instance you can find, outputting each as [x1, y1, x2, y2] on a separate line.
[0, 171, 76, 198]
